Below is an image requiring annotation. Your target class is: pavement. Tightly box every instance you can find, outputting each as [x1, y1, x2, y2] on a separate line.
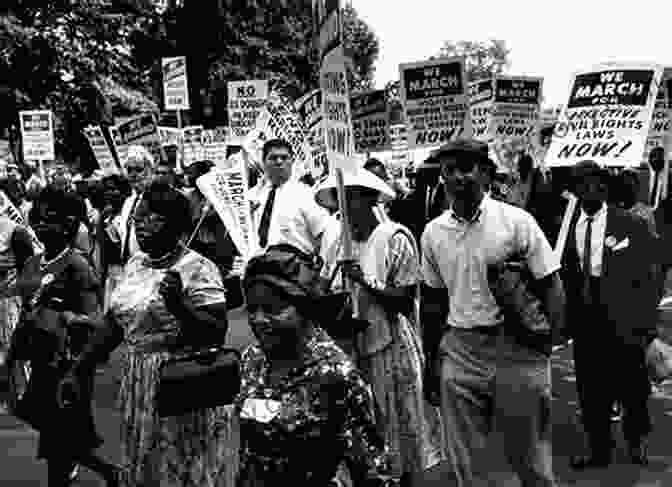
[0, 308, 671, 486]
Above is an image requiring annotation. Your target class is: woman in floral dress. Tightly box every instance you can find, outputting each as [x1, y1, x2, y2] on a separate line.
[315, 171, 445, 486]
[237, 244, 398, 487]
[75, 182, 233, 486]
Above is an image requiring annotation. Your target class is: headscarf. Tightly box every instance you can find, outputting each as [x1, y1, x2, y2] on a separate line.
[243, 244, 326, 307]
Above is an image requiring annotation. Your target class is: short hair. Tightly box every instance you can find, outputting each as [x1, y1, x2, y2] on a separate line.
[650, 146, 665, 160]
[125, 145, 154, 167]
[262, 139, 293, 161]
[139, 181, 192, 235]
[187, 160, 215, 180]
[572, 160, 608, 185]
[30, 187, 87, 240]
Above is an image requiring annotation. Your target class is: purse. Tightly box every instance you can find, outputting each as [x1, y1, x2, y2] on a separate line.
[156, 345, 241, 417]
[646, 337, 672, 381]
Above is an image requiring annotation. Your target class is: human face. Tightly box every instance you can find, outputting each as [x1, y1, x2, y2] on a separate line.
[440, 153, 483, 202]
[125, 159, 149, 192]
[246, 282, 307, 356]
[263, 147, 293, 186]
[30, 203, 72, 254]
[575, 172, 607, 215]
[133, 200, 179, 256]
[153, 165, 175, 186]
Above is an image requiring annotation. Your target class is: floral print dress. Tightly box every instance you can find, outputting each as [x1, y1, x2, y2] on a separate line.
[109, 249, 235, 487]
[235, 329, 397, 487]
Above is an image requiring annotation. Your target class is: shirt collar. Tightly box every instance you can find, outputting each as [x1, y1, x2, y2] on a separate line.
[578, 202, 607, 224]
[447, 194, 489, 226]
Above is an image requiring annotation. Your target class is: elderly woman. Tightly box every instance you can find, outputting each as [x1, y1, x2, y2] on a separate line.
[237, 244, 398, 487]
[65, 181, 232, 486]
[316, 171, 444, 486]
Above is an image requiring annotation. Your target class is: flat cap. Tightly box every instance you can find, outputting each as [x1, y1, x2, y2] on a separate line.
[433, 138, 489, 160]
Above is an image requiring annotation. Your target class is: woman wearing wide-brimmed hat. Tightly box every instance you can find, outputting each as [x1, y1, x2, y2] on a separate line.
[315, 169, 445, 485]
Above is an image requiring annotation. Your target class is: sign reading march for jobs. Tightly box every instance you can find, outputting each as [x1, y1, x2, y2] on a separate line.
[399, 57, 471, 149]
[546, 62, 663, 168]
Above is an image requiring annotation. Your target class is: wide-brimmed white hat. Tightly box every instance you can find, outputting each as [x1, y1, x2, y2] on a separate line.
[314, 168, 396, 210]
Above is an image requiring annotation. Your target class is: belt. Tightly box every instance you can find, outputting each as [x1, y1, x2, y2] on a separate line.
[447, 325, 501, 336]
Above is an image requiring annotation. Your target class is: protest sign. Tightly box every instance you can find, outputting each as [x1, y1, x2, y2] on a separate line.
[162, 56, 189, 110]
[227, 80, 269, 141]
[399, 57, 471, 149]
[351, 89, 390, 153]
[296, 89, 327, 178]
[202, 127, 230, 170]
[643, 68, 672, 162]
[19, 110, 55, 161]
[113, 113, 162, 165]
[83, 125, 118, 175]
[546, 62, 663, 168]
[489, 76, 542, 140]
[182, 125, 204, 167]
[469, 79, 494, 142]
[0, 190, 25, 226]
[320, 46, 356, 173]
[158, 126, 183, 147]
[196, 161, 256, 258]
[108, 126, 127, 169]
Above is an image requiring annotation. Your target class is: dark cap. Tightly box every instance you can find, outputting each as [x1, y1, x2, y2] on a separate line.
[572, 160, 608, 182]
[433, 138, 489, 161]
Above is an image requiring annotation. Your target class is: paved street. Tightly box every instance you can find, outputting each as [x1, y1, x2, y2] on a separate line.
[0, 308, 671, 486]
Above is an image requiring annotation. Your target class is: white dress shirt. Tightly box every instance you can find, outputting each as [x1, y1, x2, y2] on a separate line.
[116, 191, 142, 261]
[247, 179, 331, 256]
[575, 203, 607, 277]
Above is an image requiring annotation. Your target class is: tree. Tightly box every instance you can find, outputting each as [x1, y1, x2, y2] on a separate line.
[0, 1, 158, 171]
[437, 39, 511, 82]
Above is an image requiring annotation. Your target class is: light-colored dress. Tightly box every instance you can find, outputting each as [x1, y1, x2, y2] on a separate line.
[109, 249, 236, 487]
[320, 221, 445, 478]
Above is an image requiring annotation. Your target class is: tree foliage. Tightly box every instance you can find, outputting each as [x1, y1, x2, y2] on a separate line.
[0, 0, 379, 166]
[437, 39, 511, 82]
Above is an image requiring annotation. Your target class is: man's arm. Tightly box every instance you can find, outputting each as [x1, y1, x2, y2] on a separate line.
[535, 271, 566, 344]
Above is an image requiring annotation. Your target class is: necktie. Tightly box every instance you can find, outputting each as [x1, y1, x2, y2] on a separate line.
[582, 216, 593, 304]
[258, 185, 277, 248]
[650, 172, 660, 207]
[122, 193, 140, 262]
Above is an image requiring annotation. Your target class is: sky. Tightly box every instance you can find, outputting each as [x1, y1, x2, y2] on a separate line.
[351, 0, 672, 107]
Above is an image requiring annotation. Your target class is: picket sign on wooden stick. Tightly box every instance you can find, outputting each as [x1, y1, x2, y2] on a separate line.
[335, 168, 358, 316]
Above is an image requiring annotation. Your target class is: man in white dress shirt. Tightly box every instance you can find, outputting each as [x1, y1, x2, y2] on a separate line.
[247, 138, 331, 256]
[115, 145, 153, 264]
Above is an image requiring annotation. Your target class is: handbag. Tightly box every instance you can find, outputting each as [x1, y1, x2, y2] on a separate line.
[488, 260, 552, 355]
[646, 337, 672, 381]
[156, 345, 241, 417]
[319, 260, 372, 341]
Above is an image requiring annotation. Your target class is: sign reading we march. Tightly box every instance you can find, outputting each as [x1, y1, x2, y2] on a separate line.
[546, 62, 662, 168]
[399, 57, 471, 149]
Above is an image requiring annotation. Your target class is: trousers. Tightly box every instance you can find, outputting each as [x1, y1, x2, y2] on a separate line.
[438, 327, 555, 487]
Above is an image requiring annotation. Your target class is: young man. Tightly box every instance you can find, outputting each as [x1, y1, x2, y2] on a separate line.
[247, 138, 331, 256]
[420, 138, 565, 487]
[560, 160, 659, 468]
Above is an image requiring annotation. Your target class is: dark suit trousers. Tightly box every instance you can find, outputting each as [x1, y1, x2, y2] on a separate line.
[573, 279, 652, 455]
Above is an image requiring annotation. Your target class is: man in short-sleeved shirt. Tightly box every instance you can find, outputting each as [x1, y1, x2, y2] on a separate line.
[420, 139, 565, 487]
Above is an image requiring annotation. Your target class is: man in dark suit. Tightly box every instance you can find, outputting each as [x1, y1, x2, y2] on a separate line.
[560, 161, 659, 468]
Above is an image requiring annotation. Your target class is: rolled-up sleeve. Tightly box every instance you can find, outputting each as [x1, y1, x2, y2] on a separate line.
[517, 212, 561, 280]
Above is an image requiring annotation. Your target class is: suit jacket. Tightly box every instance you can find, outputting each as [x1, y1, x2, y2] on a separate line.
[560, 204, 659, 345]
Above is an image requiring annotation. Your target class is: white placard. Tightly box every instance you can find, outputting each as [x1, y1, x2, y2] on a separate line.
[162, 56, 190, 110]
[227, 80, 269, 141]
[399, 57, 471, 150]
[19, 110, 55, 161]
[546, 62, 663, 168]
